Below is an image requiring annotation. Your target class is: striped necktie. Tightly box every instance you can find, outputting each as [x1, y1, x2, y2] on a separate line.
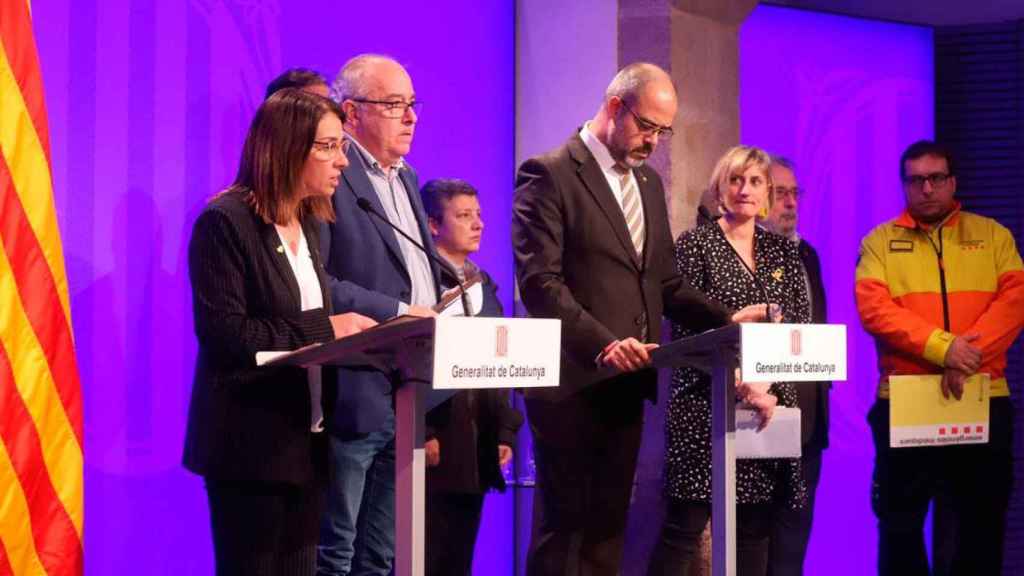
[620, 172, 644, 256]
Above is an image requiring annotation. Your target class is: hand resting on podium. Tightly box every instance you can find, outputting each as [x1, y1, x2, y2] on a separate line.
[329, 312, 378, 339]
[598, 303, 772, 373]
[730, 303, 771, 323]
[599, 338, 659, 372]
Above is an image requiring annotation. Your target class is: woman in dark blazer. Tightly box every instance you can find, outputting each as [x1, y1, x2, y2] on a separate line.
[183, 88, 375, 575]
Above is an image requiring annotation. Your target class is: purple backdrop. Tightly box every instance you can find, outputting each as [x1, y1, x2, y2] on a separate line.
[32, 1, 513, 573]
[741, 6, 933, 575]
[30, 0, 938, 573]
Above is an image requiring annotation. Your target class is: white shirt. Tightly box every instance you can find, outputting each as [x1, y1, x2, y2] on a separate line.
[579, 123, 644, 222]
[275, 225, 326, 432]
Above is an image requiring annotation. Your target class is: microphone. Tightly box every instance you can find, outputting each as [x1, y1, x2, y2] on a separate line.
[353, 195, 471, 314]
[700, 204, 776, 322]
[355, 197, 435, 255]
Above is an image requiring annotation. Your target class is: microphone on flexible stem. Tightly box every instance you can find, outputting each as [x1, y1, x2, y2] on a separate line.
[698, 204, 776, 322]
[353, 195, 469, 312]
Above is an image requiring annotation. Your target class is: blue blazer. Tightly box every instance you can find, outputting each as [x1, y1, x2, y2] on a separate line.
[320, 145, 442, 437]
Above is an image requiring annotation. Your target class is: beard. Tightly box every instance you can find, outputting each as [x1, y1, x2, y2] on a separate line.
[777, 220, 797, 238]
[616, 142, 654, 169]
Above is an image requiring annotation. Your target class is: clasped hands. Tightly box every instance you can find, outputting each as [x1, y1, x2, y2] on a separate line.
[941, 333, 982, 400]
[425, 438, 513, 470]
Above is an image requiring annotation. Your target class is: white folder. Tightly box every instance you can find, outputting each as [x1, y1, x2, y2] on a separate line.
[735, 406, 801, 459]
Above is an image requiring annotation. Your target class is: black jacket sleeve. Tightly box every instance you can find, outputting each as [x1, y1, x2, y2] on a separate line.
[189, 207, 333, 367]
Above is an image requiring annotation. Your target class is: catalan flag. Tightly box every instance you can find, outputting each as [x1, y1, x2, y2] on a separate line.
[0, 1, 85, 574]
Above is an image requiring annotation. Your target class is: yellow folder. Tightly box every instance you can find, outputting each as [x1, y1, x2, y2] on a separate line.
[889, 374, 990, 448]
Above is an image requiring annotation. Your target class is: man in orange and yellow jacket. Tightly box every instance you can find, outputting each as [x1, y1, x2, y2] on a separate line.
[855, 140, 1024, 576]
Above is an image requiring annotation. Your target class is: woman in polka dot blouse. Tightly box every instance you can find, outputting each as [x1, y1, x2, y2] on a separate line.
[648, 146, 810, 576]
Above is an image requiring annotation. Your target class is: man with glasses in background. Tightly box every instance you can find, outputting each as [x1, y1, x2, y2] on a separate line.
[763, 157, 830, 576]
[317, 54, 439, 576]
[512, 62, 759, 575]
[855, 140, 1024, 575]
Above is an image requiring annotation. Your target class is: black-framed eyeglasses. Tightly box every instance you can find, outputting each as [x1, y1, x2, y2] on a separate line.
[311, 137, 351, 161]
[903, 172, 951, 188]
[620, 100, 674, 138]
[351, 98, 423, 119]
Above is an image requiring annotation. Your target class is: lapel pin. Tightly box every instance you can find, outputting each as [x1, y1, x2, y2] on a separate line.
[276, 245, 285, 254]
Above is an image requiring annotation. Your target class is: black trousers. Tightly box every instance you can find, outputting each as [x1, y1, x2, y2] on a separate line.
[425, 492, 486, 576]
[205, 478, 323, 576]
[647, 500, 775, 576]
[524, 392, 645, 576]
[768, 446, 823, 576]
[868, 397, 1013, 576]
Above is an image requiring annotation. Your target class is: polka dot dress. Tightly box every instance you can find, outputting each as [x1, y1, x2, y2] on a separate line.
[664, 221, 809, 508]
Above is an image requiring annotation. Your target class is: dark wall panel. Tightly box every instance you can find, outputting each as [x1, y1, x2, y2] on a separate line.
[935, 20, 1024, 575]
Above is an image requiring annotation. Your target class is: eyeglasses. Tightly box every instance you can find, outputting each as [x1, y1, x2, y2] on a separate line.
[351, 98, 423, 119]
[311, 137, 351, 161]
[903, 172, 951, 189]
[620, 100, 674, 138]
[773, 186, 801, 200]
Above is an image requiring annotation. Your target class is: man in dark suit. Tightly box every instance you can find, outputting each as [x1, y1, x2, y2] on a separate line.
[317, 54, 440, 576]
[512, 62, 761, 576]
[763, 157, 830, 576]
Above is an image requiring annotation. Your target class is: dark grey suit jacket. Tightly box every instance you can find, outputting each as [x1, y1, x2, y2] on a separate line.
[512, 132, 732, 404]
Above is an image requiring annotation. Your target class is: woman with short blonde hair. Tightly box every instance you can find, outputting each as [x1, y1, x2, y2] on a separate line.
[702, 145, 775, 220]
[649, 145, 809, 576]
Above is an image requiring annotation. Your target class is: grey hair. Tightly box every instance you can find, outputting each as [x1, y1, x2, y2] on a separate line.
[605, 62, 670, 104]
[770, 155, 796, 172]
[330, 53, 401, 102]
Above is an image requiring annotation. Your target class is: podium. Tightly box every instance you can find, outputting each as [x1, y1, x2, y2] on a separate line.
[651, 322, 845, 576]
[261, 316, 560, 576]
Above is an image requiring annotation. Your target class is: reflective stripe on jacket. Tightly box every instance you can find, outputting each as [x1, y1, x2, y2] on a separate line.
[855, 203, 1024, 398]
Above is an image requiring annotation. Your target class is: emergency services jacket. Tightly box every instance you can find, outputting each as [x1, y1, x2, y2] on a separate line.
[855, 203, 1024, 398]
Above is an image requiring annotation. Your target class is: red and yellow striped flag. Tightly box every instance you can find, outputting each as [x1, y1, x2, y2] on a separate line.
[0, 1, 85, 574]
